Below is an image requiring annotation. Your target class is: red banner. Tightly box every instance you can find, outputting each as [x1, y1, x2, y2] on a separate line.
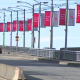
[13, 21, 17, 31]
[59, 9, 66, 25]
[19, 21, 24, 31]
[33, 13, 39, 27]
[7, 22, 11, 32]
[76, 5, 80, 23]
[27, 19, 32, 31]
[0, 23, 4, 32]
[45, 11, 51, 26]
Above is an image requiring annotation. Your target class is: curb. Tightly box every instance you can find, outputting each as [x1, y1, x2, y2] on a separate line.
[38, 58, 80, 67]
[0, 55, 80, 67]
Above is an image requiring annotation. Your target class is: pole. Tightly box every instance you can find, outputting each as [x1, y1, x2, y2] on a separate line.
[50, 0, 53, 49]
[16, 10, 18, 53]
[38, 2, 41, 48]
[16, 10, 18, 46]
[32, 5, 34, 48]
[10, 11, 12, 52]
[65, 0, 68, 50]
[23, 9, 25, 48]
[3, 12, 5, 46]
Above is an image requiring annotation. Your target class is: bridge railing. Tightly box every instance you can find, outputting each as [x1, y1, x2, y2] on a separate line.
[0, 45, 80, 61]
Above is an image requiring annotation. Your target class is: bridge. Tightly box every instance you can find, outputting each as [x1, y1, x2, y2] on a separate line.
[0, 45, 80, 80]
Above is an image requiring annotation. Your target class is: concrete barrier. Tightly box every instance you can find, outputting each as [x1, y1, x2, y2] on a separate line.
[0, 63, 26, 80]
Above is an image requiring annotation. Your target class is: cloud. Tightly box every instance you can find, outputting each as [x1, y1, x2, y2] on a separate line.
[26, 36, 80, 44]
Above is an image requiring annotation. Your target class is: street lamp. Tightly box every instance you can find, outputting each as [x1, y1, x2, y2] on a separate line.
[16, 5, 32, 9]
[50, 0, 53, 49]
[65, 0, 68, 50]
[2, 8, 12, 52]
[8, 7, 19, 48]
[8, 7, 26, 48]
[17, 1, 49, 48]
[34, 1, 48, 48]
[17, 1, 35, 48]
[0, 12, 5, 47]
[17, 1, 32, 6]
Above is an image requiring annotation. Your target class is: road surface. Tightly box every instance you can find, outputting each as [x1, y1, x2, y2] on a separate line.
[0, 57, 80, 80]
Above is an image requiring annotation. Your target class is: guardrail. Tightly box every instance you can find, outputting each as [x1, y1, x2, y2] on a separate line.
[0, 45, 80, 62]
[61, 50, 80, 61]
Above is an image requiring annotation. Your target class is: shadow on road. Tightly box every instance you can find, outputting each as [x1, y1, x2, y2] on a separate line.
[0, 59, 76, 80]
[0, 59, 71, 67]
[24, 71, 43, 80]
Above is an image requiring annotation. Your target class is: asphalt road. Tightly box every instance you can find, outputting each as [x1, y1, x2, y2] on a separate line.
[0, 57, 80, 80]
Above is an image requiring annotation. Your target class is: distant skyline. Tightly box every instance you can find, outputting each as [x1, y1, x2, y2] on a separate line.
[0, 0, 80, 50]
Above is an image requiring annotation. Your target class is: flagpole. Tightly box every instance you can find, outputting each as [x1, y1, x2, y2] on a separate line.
[38, 2, 41, 48]
[65, 0, 68, 50]
[10, 11, 12, 52]
[23, 9, 25, 48]
[50, 0, 53, 49]
[3, 12, 5, 46]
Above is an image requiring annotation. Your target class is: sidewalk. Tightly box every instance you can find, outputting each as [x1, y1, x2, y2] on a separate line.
[1, 50, 80, 67]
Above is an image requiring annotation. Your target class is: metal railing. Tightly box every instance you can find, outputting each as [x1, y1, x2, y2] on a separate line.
[0, 45, 80, 61]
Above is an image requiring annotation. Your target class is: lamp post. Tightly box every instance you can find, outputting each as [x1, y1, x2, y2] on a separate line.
[10, 11, 12, 52]
[65, 0, 68, 50]
[8, 7, 24, 47]
[17, 1, 48, 48]
[8, 7, 26, 48]
[3, 12, 5, 46]
[0, 12, 5, 47]
[32, 1, 48, 48]
[32, 5, 34, 48]
[50, 0, 53, 49]
[2, 8, 13, 52]
[17, 1, 35, 48]
[23, 9, 25, 48]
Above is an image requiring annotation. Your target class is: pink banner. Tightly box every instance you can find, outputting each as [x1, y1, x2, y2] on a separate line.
[45, 11, 51, 26]
[76, 5, 80, 23]
[59, 9, 66, 25]
[0, 23, 4, 32]
[19, 21, 24, 31]
[13, 21, 17, 31]
[27, 19, 32, 31]
[33, 13, 39, 27]
[7, 22, 11, 32]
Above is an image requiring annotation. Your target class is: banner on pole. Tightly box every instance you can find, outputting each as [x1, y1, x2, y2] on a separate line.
[7, 22, 11, 32]
[33, 13, 39, 27]
[27, 19, 32, 31]
[76, 5, 80, 23]
[0, 23, 4, 32]
[45, 11, 51, 26]
[19, 21, 24, 31]
[13, 21, 17, 31]
[41, 13, 46, 28]
[68, 9, 75, 26]
[59, 9, 66, 25]
[52, 11, 59, 27]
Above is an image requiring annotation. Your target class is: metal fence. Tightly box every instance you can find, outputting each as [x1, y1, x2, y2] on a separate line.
[0, 45, 80, 62]
[61, 50, 80, 61]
